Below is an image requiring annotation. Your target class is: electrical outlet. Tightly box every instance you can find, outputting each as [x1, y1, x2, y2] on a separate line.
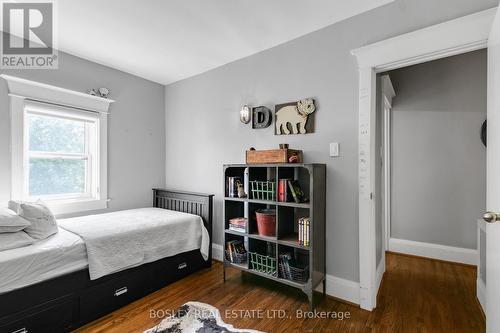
[330, 142, 339, 157]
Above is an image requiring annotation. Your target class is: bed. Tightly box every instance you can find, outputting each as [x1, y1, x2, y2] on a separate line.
[0, 189, 213, 333]
[0, 228, 88, 294]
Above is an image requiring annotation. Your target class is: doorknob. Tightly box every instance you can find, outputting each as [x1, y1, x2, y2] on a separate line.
[483, 211, 500, 223]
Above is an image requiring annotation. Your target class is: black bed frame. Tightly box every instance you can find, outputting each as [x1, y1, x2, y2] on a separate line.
[0, 189, 214, 333]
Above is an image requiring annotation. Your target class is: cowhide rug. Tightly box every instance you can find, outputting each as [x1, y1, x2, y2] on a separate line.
[144, 302, 264, 333]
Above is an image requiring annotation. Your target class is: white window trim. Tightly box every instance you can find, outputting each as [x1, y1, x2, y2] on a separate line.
[1, 74, 114, 215]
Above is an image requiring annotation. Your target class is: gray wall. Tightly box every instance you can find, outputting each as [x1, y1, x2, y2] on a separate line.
[164, 0, 496, 281]
[0, 45, 166, 216]
[390, 50, 487, 249]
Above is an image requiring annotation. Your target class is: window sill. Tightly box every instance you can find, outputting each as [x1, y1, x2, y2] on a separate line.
[46, 198, 108, 216]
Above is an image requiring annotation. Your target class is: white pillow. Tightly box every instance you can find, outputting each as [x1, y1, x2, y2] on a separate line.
[0, 207, 31, 233]
[19, 201, 58, 240]
[8, 200, 24, 214]
[0, 231, 34, 251]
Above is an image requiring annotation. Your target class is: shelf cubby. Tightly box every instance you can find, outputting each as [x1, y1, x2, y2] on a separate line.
[277, 206, 310, 249]
[224, 233, 248, 269]
[278, 245, 309, 284]
[248, 238, 277, 277]
[224, 200, 245, 231]
[223, 163, 326, 309]
[248, 202, 276, 239]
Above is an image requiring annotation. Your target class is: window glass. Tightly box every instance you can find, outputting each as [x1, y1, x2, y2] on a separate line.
[28, 113, 85, 154]
[29, 158, 86, 196]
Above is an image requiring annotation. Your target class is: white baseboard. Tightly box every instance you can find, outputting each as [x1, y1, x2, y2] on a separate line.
[323, 275, 360, 305]
[388, 238, 478, 265]
[212, 243, 223, 261]
[214, 243, 360, 305]
[477, 278, 486, 313]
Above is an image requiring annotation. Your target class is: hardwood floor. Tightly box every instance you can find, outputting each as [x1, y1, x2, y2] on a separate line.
[74, 252, 484, 333]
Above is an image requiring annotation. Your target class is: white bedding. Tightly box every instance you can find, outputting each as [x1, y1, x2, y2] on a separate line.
[0, 227, 88, 294]
[58, 208, 209, 280]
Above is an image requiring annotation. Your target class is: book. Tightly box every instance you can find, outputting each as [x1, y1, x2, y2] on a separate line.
[227, 241, 234, 261]
[278, 179, 292, 202]
[299, 218, 303, 245]
[229, 217, 247, 226]
[229, 217, 247, 233]
[231, 240, 247, 254]
[279, 253, 293, 279]
[303, 218, 310, 247]
[229, 226, 245, 233]
[287, 180, 306, 203]
[297, 217, 310, 247]
[226, 240, 247, 263]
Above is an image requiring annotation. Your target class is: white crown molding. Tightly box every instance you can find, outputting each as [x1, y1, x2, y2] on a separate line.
[0, 74, 114, 113]
[351, 7, 496, 71]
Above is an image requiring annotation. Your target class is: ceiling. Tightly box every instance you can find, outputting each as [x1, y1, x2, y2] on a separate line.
[55, 0, 393, 85]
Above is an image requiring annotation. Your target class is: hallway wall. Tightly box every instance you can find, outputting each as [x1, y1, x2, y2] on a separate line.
[389, 50, 487, 249]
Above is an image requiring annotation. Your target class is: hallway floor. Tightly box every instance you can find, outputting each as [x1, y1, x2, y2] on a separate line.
[76, 252, 484, 333]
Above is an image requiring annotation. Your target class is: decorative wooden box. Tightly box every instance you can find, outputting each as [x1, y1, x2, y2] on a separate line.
[246, 149, 303, 164]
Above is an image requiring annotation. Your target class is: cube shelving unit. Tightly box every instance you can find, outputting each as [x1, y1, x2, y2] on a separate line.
[222, 163, 326, 309]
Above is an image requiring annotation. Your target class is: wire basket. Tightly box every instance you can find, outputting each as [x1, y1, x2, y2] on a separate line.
[225, 250, 247, 265]
[249, 180, 276, 201]
[249, 252, 277, 276]
[278, 263, 309, 283]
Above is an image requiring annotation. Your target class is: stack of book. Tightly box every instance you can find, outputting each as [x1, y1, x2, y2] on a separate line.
[298, 217, 310, 247]
[229, 217, 247, 233]
[226, 240, 247, 264]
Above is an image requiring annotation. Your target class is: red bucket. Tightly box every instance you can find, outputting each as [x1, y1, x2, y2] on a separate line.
[256, 209, 276, 237]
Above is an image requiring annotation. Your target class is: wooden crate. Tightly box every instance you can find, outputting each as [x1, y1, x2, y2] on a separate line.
[246, 149, 303, 164]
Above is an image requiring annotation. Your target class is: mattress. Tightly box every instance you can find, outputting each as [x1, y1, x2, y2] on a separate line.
[58, 208, 209, 279]
[0, 227, 88, 294]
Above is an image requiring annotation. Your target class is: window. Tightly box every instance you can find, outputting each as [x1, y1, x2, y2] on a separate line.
[25, 105, 99, 202]
[2, 74, 112, 215]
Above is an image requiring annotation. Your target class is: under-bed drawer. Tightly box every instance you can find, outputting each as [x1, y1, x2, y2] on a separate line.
[151, 250, 205, 290]
[79, 269, 152, 324]
[0, 297, 75, 333]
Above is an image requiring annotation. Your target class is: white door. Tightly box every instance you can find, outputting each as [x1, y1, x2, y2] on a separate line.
[486, 6, 500, 333]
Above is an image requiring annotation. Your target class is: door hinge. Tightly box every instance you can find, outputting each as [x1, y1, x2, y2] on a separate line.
[370, 192, 374, 200]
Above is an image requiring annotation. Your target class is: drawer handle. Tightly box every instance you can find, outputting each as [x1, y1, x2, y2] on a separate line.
[114, 287, 128, 297]
[178, 262, 187, 270]
[12, 329, 28, 333]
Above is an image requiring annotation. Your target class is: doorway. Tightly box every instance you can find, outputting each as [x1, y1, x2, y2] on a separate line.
[351, 8, 496, 311]
[373, 51, 487, 323]
[378, 51, 486, 269]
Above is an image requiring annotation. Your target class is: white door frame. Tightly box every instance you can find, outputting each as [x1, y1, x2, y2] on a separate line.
[351, 8, 496, 311]
[381, 75, 395, 253]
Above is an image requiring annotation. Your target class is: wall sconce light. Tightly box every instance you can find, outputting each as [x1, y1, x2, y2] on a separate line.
[240, 105, 251, 124]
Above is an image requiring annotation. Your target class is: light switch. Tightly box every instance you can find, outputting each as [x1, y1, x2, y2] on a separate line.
[330, 142, 339, 157]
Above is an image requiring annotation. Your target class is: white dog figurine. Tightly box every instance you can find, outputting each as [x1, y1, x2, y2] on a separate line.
[275, 98, 316, 134]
